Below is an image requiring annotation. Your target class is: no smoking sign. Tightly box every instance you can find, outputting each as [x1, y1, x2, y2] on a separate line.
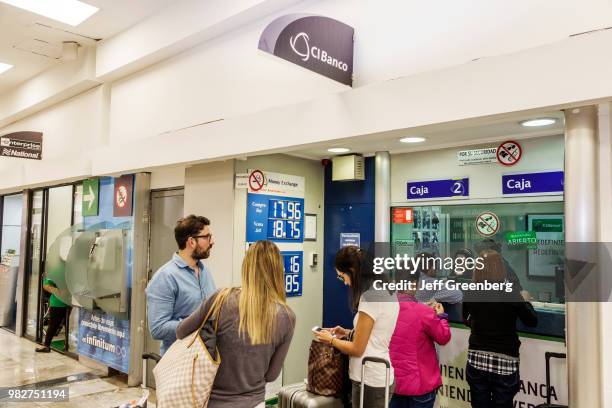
[248, 170, 266, 192]
[496, 140, 522, 166]
[476, 211, 500, 237]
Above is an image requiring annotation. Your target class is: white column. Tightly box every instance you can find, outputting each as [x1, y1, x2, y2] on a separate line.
[564, 106, 601, 407]
[375, 152, 391, 242]
[597, 103, 612, 406]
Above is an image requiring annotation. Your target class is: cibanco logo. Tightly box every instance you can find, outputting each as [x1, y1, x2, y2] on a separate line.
[289, 32, 310, 62]
[289, 31, 349, 72]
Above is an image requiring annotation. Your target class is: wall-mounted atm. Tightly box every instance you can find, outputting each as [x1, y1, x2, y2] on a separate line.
[65, 229, 129, 318]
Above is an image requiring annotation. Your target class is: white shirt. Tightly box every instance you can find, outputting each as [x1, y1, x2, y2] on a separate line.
[348, 292, 399, 387]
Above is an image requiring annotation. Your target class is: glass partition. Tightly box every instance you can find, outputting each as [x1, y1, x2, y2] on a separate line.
[24, 191, 44, 339]
[391, 201, 565, 337]
[0, 194, 23, 332]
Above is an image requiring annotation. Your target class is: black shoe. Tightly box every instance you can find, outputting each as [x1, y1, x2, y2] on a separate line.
[35, 346, 51, 353]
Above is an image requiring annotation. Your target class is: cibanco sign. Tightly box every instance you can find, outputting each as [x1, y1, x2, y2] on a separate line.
[259, 14, 354, 86]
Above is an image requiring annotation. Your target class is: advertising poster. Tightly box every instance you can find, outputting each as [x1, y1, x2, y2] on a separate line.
[436, 327, 567, 408]
[77, 305, 130, 373]
[527, 214, 564, 277]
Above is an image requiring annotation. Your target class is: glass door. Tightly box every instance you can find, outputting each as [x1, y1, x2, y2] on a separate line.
[0, 194, 24, 332]
[24, 190, 45, 340]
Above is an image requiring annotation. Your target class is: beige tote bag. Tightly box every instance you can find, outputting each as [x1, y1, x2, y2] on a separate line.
[154, 288, 231, 408]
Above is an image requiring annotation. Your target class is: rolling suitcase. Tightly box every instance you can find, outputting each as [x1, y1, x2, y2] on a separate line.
[278, 382, 343, 408]
[534, 352, 567, 408]
[359, 357, 391, 408]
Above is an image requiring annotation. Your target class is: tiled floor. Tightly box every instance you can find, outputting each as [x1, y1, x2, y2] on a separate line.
[0, 329, 155, 407]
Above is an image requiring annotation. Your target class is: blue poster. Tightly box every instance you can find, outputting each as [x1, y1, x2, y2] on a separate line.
[407, 178, 469, 200]
[502, 171, 564, 195]
[77, 309, 130, 373]
[282, 251, 303, 297]
[246, 193, 305, 243]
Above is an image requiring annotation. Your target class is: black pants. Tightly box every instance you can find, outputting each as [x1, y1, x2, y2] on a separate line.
[44, 306, 71, 347]
[466, 363, 520, 408]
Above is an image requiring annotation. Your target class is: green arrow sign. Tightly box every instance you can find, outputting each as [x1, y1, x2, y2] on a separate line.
[82, 178, 99, 217]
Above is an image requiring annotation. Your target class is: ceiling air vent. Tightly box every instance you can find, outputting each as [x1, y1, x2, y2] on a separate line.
[332, 155, 365, 181]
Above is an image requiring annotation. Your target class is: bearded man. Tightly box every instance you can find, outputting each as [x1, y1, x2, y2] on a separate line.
[146, 215, 216, 354]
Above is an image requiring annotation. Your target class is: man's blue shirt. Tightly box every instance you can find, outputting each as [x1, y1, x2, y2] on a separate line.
[145, 253, 216, 354]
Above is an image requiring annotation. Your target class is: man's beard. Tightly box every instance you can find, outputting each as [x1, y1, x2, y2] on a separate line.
[192, 246, 211, 260]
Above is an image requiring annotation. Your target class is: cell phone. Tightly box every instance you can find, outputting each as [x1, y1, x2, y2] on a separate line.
[312, 326, 323, 332]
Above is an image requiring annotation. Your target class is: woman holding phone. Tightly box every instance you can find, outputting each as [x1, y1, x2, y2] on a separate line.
[313, 246, 399, 408]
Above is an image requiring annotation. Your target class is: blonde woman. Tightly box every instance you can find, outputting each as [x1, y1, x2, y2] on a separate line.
[177, 240, 296, 408]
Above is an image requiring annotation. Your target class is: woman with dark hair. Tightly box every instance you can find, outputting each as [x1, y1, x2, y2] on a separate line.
[462, 250, 537, 408]
[313, 246, 399, 408]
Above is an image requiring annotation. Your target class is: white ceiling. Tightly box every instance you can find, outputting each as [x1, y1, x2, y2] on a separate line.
[0, 0, 175, 94]
[288, 111, 566, 160]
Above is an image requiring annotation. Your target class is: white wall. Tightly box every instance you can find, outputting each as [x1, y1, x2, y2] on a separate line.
[184, 160, 236, 288]
[107, 0, 612, 145]
[0, 86, 107, 193]
[150, 165, 186, 190]
[233, 155, 325, 385]
[391, 135, 565, 205]
[182, 155, 324, 385]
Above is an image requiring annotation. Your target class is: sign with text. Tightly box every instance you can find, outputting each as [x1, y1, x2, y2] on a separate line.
[392, 208, 413, 224]
[340, 232, 360, 248]
[258, 14, 354, 86]
[527, 214, 564, 277]
[407, 178, 469, 200]
[457, 147, 496, 166]
[77, 309, 130, 373]
[502, 171, 564, 195]
[506, 231, 537, 249]
[0, 131, 43, 160]
[436, 326, 567, 408]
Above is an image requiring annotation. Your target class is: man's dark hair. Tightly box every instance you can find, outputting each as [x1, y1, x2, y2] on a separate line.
[175, 215, 210, 250]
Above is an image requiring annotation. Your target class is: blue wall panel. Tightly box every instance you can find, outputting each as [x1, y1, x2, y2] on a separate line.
[323, 157, 375, 328]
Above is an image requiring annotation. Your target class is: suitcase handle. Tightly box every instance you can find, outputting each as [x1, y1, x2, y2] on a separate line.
[141, 353, 161, 389]
[360, 357, 391, 408]
[362, 356, 390, 368]
[544, 352, 566, 405]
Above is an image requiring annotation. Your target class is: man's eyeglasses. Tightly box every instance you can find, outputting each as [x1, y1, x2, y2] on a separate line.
[192, 234, 212, 241]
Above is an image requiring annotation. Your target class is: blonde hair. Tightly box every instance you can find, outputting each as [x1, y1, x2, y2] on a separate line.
[473, 249, 507, 283]
[239, 240, 287, 345]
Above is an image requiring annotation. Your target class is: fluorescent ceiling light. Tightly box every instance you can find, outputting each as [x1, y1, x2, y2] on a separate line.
[0, 62, 13, 75]
[520, 118, 557, 127]
[399, 136, 426, 143]
[0, 0, 99, 26]
[327, 147, 350, 153]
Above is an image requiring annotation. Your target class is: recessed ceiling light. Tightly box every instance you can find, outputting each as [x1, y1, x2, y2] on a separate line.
[520, 118, 557, 127]
[327, 147, 350, 153]
[0, 0, 99, 26]
[0, 62, 13, 75]
[399, 136, 426, 143]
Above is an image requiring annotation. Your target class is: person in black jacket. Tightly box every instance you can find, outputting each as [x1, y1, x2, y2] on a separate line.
[462, 250, 538, 408]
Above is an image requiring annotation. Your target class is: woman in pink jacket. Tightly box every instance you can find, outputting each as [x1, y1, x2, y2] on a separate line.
[389, 267, 451, 408]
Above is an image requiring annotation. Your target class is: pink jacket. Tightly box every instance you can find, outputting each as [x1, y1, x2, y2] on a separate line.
[390, 294, 451, 396]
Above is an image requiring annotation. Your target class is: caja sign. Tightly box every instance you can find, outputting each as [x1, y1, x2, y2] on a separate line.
[258, 14, 354, 86]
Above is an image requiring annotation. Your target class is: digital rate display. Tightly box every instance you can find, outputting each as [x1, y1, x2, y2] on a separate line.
[267, 199, 303, 240]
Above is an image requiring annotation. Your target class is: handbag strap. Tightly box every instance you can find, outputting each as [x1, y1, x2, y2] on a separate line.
[187, 287, 233, 347]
